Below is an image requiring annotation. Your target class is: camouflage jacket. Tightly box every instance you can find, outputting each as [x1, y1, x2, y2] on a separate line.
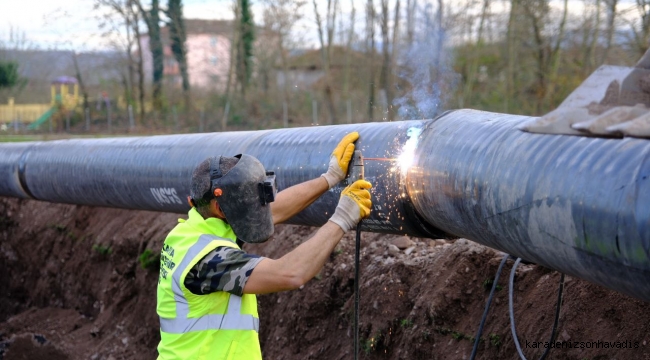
[184, 246, 264, 297]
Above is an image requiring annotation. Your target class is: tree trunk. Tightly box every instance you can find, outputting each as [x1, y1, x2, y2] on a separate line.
[583, 0, 601, 75]
[433, 0, 443, 87]
[637, 0, 650, 56]
[225, 0, 239, 104]
[505, 0, 518, 113]
[522, 1, 547, 113]
[545, 0, 569, 108]
[150, 0, 164, 111]
[72, 52, 89, 111]
[167, 0, 191, 110]
[278, 34, 290, 105]
[132, 2, 146, 125]
[367, 0, 375, 122]
[236, 0, 255, 100]
[312, 0, 337, 124]
[135, 0, 164, 112]
[342, 0, 355, 100]
[601, 0, 618, 63]
[389, 0, 400, 120]
[462, 0, 489, 106]
[379, 0, 390, 121]
[406, 0, 416, 46]
[125, 5, 136, 108]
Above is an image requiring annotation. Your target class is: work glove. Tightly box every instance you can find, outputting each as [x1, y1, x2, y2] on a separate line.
[329, 180, 372, 232]
[321, 132, 359, 189]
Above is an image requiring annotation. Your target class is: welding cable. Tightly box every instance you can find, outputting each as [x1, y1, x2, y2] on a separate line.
[509, 257, 566, 360]
[469, 253, 512, 360]
[353, 222, 362, 360]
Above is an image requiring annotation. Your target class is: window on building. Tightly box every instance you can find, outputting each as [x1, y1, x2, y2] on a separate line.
[210, 37, 217, 47]
[210, 55, 218, 66]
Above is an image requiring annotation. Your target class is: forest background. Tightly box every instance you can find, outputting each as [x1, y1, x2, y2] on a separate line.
[0, 0, 646, 133]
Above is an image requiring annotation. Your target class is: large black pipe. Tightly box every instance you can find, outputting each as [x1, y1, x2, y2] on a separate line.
[0, 120, 442, 238]
[410, 110, 650, 302]
[0, 109, 648, 302]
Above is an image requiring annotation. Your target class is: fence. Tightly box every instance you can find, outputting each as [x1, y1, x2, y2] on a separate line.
[0, 96, 391, 135]
[0, 99, 51, 123]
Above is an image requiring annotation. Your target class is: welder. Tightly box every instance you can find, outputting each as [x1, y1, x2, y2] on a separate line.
[156, 132, 372, 359]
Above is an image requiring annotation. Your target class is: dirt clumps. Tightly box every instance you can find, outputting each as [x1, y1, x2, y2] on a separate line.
[1, 197, 649, 359]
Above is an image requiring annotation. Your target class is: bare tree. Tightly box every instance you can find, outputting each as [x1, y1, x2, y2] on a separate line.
[462, 0, 490, 107]
[545, 0, 569, 107]
[505, 0, 519, 112]
[406, 0, 416, 46]
[95, 0, 138, 107]
[623, 0, 650, 57]
[236, 0, 255, 98]
[312, 0, 339, 124]
[166, 0, 191, 110]
[390, 0, 400, 101]
[378, 0, 390, 120]
[601, 0, 618, 63]
[72, 52, 89, 111]
[342, 0, 356, 101]
[366, 0, 376, 121]
[134, 0, 164, 111]
[131, 1, 146, 122]
[95, 0, 148, 124]
[224, 0, 240, 108]
[263, 0, 306, 104]
[579, 0, 602, 75]
[519, 0, 569, 112]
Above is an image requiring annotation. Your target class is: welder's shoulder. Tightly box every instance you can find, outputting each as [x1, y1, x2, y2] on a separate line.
[185, 246, 264, 296]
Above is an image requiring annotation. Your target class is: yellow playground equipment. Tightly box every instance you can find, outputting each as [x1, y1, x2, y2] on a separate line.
[0, 76, 80, 130]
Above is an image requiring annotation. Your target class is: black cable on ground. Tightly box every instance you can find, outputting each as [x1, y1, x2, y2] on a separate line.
[469, 253, 512, 360]
[509, 257, 566, 360]
[353, 222, 362, 360]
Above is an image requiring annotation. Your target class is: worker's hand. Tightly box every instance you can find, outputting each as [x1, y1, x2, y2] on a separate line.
[321, 132, 359, 189]
[329, 180, 372, 232]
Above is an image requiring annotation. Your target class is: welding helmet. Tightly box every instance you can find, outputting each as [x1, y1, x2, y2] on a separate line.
[208, 154, 277, 243]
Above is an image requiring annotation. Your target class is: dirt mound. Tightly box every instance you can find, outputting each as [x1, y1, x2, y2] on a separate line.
[1, 197, 649, 359]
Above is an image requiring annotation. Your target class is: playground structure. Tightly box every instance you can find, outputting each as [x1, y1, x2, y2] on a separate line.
[0, 76, 80, 130]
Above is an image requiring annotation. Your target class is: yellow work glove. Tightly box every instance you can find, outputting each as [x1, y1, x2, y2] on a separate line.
[321, 132, 359, 189]
[329, 180, 372, 232]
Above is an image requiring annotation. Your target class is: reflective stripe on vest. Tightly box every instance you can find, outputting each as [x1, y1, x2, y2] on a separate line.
[159, 234, 259, 334]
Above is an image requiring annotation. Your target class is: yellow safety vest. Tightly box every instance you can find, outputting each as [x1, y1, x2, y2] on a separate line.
[157, 208, 262, 360]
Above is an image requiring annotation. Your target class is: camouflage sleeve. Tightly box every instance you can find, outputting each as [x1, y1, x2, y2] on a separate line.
[184, 247, 264, 296]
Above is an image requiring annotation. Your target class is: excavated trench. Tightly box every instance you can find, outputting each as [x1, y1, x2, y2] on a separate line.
[1, 197, 649, 360]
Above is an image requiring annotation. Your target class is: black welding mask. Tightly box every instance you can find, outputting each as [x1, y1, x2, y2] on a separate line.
[210, 154, 276, 243]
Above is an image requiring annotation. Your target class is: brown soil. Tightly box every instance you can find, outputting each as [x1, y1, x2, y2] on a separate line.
[1, 197, 649, 360]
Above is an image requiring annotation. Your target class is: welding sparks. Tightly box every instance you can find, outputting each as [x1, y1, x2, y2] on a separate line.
[364, 128, 422, 176]
[396, 127, 423, 176]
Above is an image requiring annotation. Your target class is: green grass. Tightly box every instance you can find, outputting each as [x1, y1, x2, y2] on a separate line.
[0, 134, 140, 143]
[0, 135, 42, 142]
[400, 318, 413, 328]
[138, 249, 160, 270]
[49, 223, 67, 233]
[436, 327, 475, 342]
[362, 331, 383, 354]
[489, 333, 502, 347]
[93, 244, 112, 256]
[482, 278, 503, 291]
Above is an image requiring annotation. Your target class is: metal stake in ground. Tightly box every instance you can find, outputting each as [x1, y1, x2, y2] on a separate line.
[354, 222, 362, 360]
[346, 149, 365, 360]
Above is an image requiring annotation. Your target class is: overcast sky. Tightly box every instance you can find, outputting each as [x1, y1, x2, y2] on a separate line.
[0, 0, 235, 51]
[0, 0, 639, 52]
